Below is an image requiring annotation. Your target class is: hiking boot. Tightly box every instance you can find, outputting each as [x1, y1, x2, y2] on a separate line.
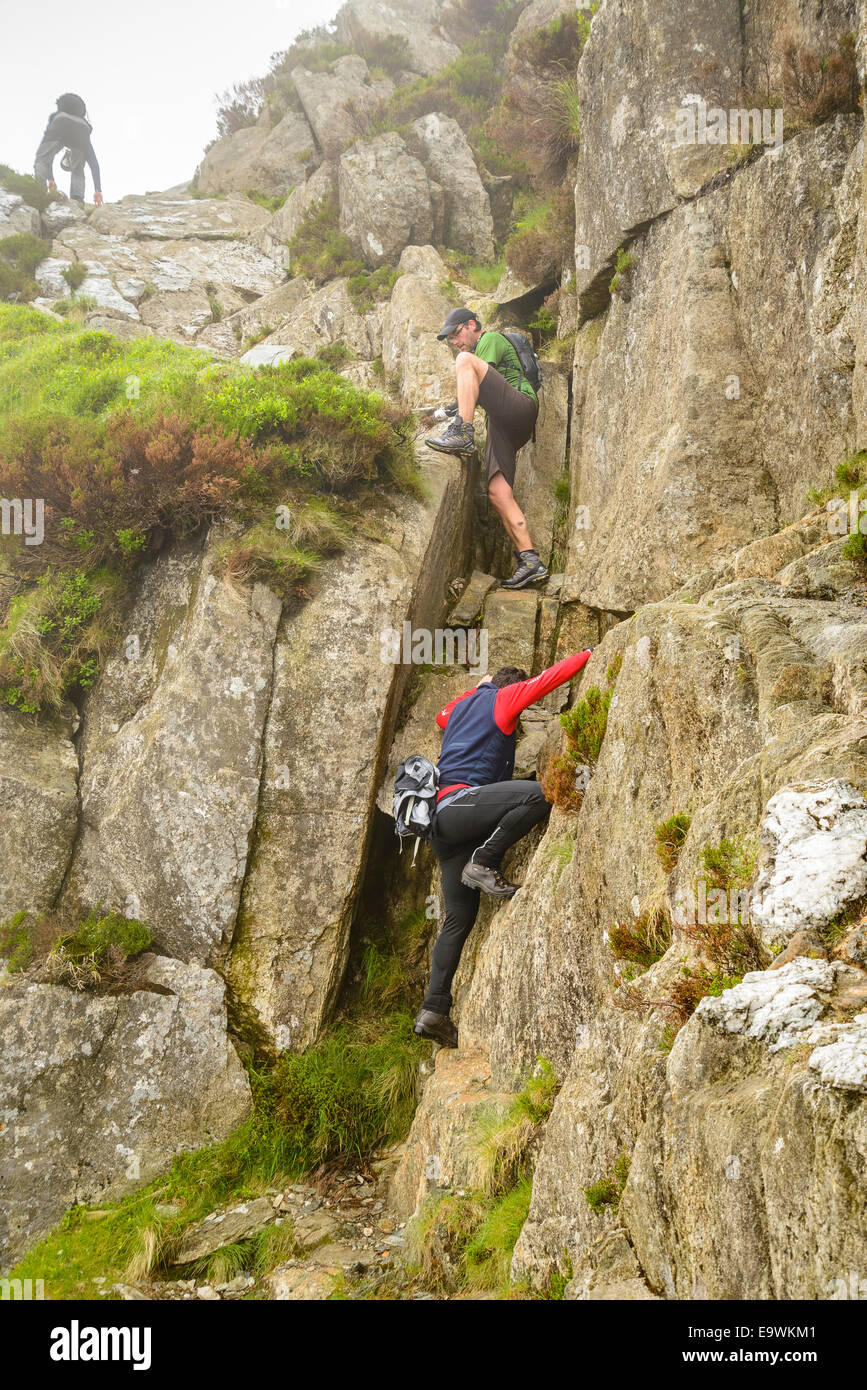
[413, 1008, 459, 1047]
[501, 550, 549, 590]
[425, 417, 476, 458]
[460, 860, 519, 898]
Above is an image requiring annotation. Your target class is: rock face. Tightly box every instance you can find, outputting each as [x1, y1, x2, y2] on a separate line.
[265, 162, 337, 257]
[292, 56, 391, 158]
[380, 245, 468, 409]
[62, 534, 283, 966]
[0, 188, 42, 236]
[34, 193, 286, 342]
[0, 955, 250, 1270]
[564, 118, 862, 612]
[334, 0, 461, 77]
[195, 110, 315, 197]
[226, 449, 474, 1053]
[392, 503, 867, 1297]
[339, 133, 434, 268]
[236, 276, 378, 364]
[573, 0, 744, 308]
[749, 781, 867, 948]
[0, 706, 79, 920]
[623, 959, 867, 1299]
[409, 113, 495, 260]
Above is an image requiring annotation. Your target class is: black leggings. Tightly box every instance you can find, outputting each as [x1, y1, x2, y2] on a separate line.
[422, 781, 551, 1014]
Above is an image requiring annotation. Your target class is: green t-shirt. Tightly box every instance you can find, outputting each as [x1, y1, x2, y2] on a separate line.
[474, 330, 538, 407]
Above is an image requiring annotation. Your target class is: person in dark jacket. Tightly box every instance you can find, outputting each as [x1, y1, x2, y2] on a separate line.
[413, 649, 592, 1047]
[34, 93, 103, 205]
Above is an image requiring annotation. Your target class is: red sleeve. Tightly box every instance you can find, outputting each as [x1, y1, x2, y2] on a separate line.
[494, 651, 592, 734]
[436, 687, 476, 729]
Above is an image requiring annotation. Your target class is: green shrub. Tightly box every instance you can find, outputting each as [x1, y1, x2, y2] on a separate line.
[559, 685, 612, 764]
[607, 905, 671, 971]
[0, 232, 48, 301]
[472, 1057, 559, 1195]
[244, 189, 288, 214]
[655, 812, 692, 873]
[0, 163, 54, 212]
[485, 4, 597, 186]
[287, 195, 365, 284]
[346, 265, 401, 311]
[46, 907, 151, 990]
[261, 1013, 425, 1167]
[0, 909, 32, 973]
[842, 528, 867, 571]
[463, 1178, 532, 1290]
[584, 1152, 630, 1216]
[504, 185, 575, 285]
[609, 246, 636, 294]
[666, 963, 743, 1034]
[61, 262, 87, 291]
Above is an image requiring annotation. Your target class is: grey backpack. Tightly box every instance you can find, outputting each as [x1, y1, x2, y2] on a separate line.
[393, 754, 440, 862]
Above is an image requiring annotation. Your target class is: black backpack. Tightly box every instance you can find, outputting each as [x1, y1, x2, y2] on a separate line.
[501, 330, 543, 397]
[393, 754, 440, 862]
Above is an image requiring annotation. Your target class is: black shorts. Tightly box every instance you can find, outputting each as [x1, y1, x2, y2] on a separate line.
[477, 364, 539, 489]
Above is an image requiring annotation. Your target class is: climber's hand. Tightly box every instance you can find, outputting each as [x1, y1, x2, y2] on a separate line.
[93, 191, 104, 207]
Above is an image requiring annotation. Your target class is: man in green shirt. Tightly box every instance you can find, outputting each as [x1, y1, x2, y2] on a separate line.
[426, 306, 547, 589]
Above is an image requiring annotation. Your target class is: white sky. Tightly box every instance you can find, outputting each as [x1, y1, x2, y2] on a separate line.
[1, 0, 345, 200]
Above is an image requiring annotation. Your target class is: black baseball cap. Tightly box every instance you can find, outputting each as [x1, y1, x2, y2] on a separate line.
[436, 307, 481, 339]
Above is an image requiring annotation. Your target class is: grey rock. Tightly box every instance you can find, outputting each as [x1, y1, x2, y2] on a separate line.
[0, 956, 250, 1270]
[338, 133, 433, 270]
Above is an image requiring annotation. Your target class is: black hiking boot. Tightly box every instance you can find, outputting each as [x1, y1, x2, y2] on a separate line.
[501, 550, 549, 590]
[413, 1008, 459, 1047]
[460, 860, 520, 898]
[425, 417, 476, 458]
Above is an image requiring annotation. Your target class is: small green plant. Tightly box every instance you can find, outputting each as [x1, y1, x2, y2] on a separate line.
[655, 812, 692, 874]
[46, 907, 151, 990]
[0, 163, 55, 212]
[664, 963, 743, 1037]
[583, 1152, 630, 1216]
[61, 261, 88, 291]
[559, 685, 612, 764]
[0, 231, 49, 301]
[842, 528, 867, 572]
[0, 909, 32, 974]
[609, 246, 636, 295]
[52, 293, 98, 320]
[244, 189, 288, 214]
[607, 903, 671, 971]
[287, 194, 365, 284]
[314, 340, 354, 368]
[504, 185, 575, 285]
[463, 1178, 532, 1291]
[472, 1057, 559, 1196]
[204, 281, 222, 322]
[346, 265, 401, 311]
[701, 835, 758, 895]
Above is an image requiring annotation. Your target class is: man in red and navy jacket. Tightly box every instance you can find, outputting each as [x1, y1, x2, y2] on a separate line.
[414, 649, 592, 1047]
